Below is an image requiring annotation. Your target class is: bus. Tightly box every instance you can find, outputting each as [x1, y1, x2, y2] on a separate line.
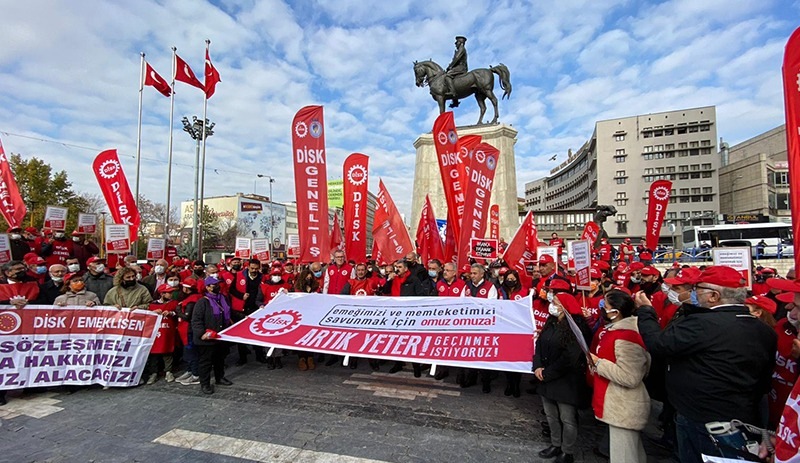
[681, 222, 793, 258]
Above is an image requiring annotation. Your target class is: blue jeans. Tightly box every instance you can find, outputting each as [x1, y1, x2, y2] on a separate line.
[675, 414, 720, 463]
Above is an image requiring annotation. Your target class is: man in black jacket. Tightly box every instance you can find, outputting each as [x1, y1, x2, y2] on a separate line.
[228, 258, 265, 365]
[635, 265, 777, 463]
[386, 259, 427, 375]
[191, 276, 233, 395]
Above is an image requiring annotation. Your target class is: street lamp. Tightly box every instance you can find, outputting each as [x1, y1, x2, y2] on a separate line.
[181, 116, 214, 258]
[256, 174, 275, 258]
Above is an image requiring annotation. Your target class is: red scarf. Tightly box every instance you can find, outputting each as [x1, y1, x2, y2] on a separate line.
[390, 272, 409, 296]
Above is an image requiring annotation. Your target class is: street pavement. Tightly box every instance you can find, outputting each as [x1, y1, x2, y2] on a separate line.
[0, 352, 676, 462]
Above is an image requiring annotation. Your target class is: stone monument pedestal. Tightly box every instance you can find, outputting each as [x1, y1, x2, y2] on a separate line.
[410, 123, 518, 242]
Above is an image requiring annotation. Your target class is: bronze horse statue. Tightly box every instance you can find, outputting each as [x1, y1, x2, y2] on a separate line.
[414, 60, 511, 125]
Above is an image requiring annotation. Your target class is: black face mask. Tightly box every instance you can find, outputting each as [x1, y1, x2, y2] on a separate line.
[209, 286, 221, 295]
[231, 264, 242, 271]
[10, 271, 26, 281]
[121, 279, 136, 288]
[504, 279, 516, 288]
[602, 281, 613, 288]
[194, 269, 205, 276]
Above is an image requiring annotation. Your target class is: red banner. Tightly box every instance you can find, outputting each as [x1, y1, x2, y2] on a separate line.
[343, 153, 369, 262]
[92, 150, 140, 238]
[433, 112, 463, 241]
[415, 195, 444, 265]
[489, 204, 500, 240]
[503, 211, 539, 276]
[581, 221, 600, 244]
[0, 138, 27, 229]
[330, 212, 344, 252]
[292, 105, 330, 263]
[373, 180, 413, 263]
[783, 26, 800, 274]
[456, 142, 499, 268]
[645, 179, 672, 251]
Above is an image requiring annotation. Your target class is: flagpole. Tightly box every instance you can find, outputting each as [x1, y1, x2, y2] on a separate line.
[134, 52, 145, 256]
[165, 47, 176, 241]
[197, 39, 210, 260]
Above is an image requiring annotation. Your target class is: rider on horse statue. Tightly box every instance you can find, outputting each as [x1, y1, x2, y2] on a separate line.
[446, 36, 468, 108]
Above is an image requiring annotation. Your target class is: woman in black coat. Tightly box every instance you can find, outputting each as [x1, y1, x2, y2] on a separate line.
[191, 276, 233, 395]
[533, 292, 591, 463]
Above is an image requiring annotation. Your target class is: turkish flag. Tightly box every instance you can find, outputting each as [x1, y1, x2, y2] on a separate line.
[373, 180, 413, 263]
[783, 26, 800, 275]
[0, 137, 28, 229]
[503, 211, 539, 277]
[456, 142, 499, 268]
[204, 48, 221, 98]
[343, 153, 369, 262]
[93, 149, 140, 238]
[174, 54, 204, 90]
[144, 62, 171, 97]
[415, 195, 444, 265]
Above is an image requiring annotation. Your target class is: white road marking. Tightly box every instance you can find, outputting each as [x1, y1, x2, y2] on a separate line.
[154, 428, 392, 463]
[0, 392, 64, 420]
[343, 371, 461, 400]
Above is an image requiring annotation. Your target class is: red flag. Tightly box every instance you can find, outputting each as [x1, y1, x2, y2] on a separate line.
[645, 179, 672, 250]
[204, 48, 221, 99]
[373, 180, 413, 263]
[92, 149, 140, 238]
[174, 54, 204, 90]
[783, 26, 800, 274]
[443, 218, 456, 264]
[143, 62, 171, 97]
[0, 138, 27, 229]
[292, 105, 330, 263]
[330, 211, 344, 251]
[775, 375, 800, 461]
[343, 153, 369, 262]
[456, 142, 499, 268]
[489, 204, 500, 240]
[433, 112, 463, 240]
[371, 237, 383, 264]
[454, 134, 482, 242]
[415, 195, 444, 265]
[503, 211, 539, 277]
[581, 221, 601, 244]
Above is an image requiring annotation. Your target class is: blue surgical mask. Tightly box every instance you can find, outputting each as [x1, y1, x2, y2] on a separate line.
[36, 266, 47, 274]
[690, 289, 700, 306]
[313, 270, 322, 278]
[598, 299, 606, 310]
[428, 270, 438, 278]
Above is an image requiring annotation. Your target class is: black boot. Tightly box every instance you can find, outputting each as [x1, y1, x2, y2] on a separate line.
[389, 361, 404, 374]
[349, 358, 358, 370]
[412, 363, 422, 378]
[434, 368, 449, 380]
[538, 446, 562, 459]
[369, 360, 380, 371]
[235, 355, 248, 366]
[266, 357, 275, 370]
[201, 384, 214, 395]
[325, 355, 339, 366]
[274, 357, 283, 369]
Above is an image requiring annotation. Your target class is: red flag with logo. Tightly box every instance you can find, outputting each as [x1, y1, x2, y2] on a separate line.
[144, 62, 171, 97]
[456, 134, 482, 192]
[433, 112, 464, 239]
[783, 26, 800, 274]
[174, 54, 204, 90]
[503, 211, 539, 277]
[489, 204, 500, 240]
[371, 237, 383, 265]
[373, 180, 413, 263]
[92, 150, 140, 238]
[581, 221, 600, 244]
[456, 142, 499, 268]
[343, 153, 369, 262]
[0, 138, 27, 229]
[415, 195, 444, 265]
[204, 47, 221, 99]
[645, 179, 672, 251]
[330, 211, 344, 252]
[291, 105, 330, 263]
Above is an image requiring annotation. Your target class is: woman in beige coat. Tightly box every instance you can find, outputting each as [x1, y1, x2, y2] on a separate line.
[589, 289, 651, 463]
[54, 273, 101, 307]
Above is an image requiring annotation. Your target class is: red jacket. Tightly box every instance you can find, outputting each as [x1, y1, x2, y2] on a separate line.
[343, 278, 376, 296]
[0, 281, 40, 303]
[770, 322, 800, 428]
[260, 280, 292, 305]
[44, 239, 74, 267]
[323, 263, 353, 294]
[436, 278, 467, 297]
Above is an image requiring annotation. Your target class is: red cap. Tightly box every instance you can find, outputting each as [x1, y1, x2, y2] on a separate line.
[538, 254, 555, 264]
[664, 267, 701, 286]
[24, 253, 45, 265]
[696, 266, 746, 288]
[7, 226, 21, 233]
[271, 260, 282, 268]
[617, 261, 628, 270]
[498, 267, 510, 276]
[745, 295, 777, 315]
[593, 260, 610, 271]
[611, 286, 632, 295]
[641, 266, 660, 277]
[555, 293, 582, 315]
[624, 238, 631, 243]
[460, 264, 471, 274]
[767, 278, 800, 303]
[181, 278, 197, 288]
[25, 227, 38, 234]
[86, 256, 106, 265]
[379, 261, 388, 267]
[547, 278, 572, 291]
[270, 267, 282, 275]
[761, 268, 776, 275]
[590, 268, 603, 280]
[63, 273, 79, 282]
[629, 262, 645, 271]
[156, 283, 174, 294]
[71, 230, 82, 236]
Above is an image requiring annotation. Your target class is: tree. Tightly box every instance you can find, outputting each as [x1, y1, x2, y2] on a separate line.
[9, 154, 89, 232]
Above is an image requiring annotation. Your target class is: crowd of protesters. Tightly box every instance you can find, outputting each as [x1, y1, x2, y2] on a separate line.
[2, 225, 800, 462]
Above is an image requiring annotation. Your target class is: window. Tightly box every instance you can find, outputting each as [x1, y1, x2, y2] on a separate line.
[679, 188, 689, 195]
[654, 130, 663, 137]
[700, 124, 710, 131]
[702, 172, 712, 178]
[681, 211, 690, 219]
[678, 142, 688, 148]
[690, 149, 700, 156]
[667, 212, 677, 219]
[616, 149, 625, 155]
[680, 197, 690, 203]
[666, 166, 675, 173]
[702, 187, 712, 193]
[691, 173, 701, 179]
[644, 168, 654, 175]
[616, 192, 627, 199]
[701, 163, 712, 170]
[678, 150, 688, 157]
[614, 155, 626, 163]
[690, 141, 699, 148]
[689, 126, 699, 133]
[677, 127, 687, 134]
[700, 148, 712, 155]
[664, 128, 674, 136]
[655, 145, 664, 151]
[701, 140, 711, 146]
[776, 172, 789, 186]
[615, 170, 626, 178]
[616, 178, 627, 184]
[703, 195, 713, 202]
[643, 132, 652, 138]
[690, 164, 700, 171]
[644, 146, 653, 153]
[617, 222, 627, 234]
[615, 134, 625, 141]
[656, 167, 665, 174]
[679, 173, 689, 179]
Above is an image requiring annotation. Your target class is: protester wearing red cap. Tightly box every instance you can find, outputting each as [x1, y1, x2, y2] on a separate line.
[82, 256, 114, 303]
[635, 265, 777, 463]
[0, 260, 39, 306]
[595, 237, 612, 264]
[7, 226, 30, 261]
[619, 238, 634, 264]
[143, 283, 180, 384]
[745, 295, 778, 327]
[23, 252, 48, 284]
[70, 230, 99, 272]
[54, 272, 100, 307]
[533, 292, 591, 463]
[173, 278, 203, 386]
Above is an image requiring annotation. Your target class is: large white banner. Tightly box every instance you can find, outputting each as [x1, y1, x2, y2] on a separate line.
[0, 306, 160, 389]
[220, 293, 536, 373]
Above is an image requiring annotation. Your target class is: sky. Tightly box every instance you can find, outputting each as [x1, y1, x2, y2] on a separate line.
[0, 0, 798, 224]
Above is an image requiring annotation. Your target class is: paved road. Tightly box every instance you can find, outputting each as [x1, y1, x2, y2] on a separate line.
[0, 353, 675, 462]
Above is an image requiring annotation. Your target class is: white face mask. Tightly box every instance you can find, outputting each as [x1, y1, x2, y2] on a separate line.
[154, 265, 165, 274]
[661, 283, 669, 294]
[72, 236, 81, 242]
[93, 264, 105, 273]
[208, 273, 218, 279]
[67, 264, 80, 273]
[271, 275, 282, 283]
[667, 289, 681, 305]
[10, 234, 21, 240]
[548, 303, 560, 317]
[546, 292, 554, 302]
[167, 280, 179, 287]
[50, 275, 63, 283]
[630, 277, 641, 284]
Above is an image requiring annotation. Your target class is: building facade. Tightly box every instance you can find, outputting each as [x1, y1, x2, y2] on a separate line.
[719, 125, 790, 223]
[524, 106, 719, 241]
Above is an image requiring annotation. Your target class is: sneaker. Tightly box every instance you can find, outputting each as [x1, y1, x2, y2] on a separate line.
[165, 372, 175, 383]
[298, 358, 308, 371]
[179, 375, 200, 385]
[175, 371, 192, 382]
[146, 373, 158, 385]
[307, 357, 316, 370]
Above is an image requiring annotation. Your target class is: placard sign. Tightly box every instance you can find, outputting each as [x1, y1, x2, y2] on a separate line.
[711, 247, 753, 290]
[571, 240, 592, 290]
[77, 213, 98, 234]
[469, 238, 498, 260]
[234, 238, 251, 259]
[251, 238, 270, 262]
[44, 206, 68, 231]
[105, 224, 131, 254]
[146, 238, 165, 260]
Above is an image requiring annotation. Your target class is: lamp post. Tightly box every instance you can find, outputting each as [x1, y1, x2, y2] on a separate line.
[256, 174, 275, 258]
[181, 116, 214, 258]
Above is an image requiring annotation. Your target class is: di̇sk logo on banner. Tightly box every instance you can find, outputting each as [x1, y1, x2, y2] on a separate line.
[250, 310, 303, 337]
